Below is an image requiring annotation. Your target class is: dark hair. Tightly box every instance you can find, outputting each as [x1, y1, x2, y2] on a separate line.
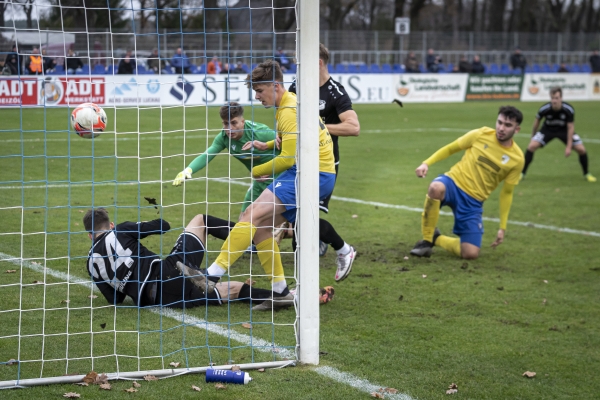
[245, 59, 283, 88]
[83, 208, 111, 233]
[319, 43, 330, 65]
[549, 86, 563, 97]
[219, 102, 244, 120]
[498, 106, 523, 125]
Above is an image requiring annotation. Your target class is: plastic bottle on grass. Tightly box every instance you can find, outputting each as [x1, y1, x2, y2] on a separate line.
[205, 368, 252, 384]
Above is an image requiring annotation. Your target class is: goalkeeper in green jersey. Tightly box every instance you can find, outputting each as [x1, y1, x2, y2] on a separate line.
[173, 102, 281, 217]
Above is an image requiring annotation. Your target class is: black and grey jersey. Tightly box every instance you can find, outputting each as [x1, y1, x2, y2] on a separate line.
[289, 77, 354, 164]
[86, 219, 170, 306]
[536, 102, 575, 134]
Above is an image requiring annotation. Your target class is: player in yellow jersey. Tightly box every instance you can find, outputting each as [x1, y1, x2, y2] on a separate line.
[410, 106, 525, 259]
[177, 59, 336, 311]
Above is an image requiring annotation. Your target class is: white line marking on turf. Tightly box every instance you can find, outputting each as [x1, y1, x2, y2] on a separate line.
[0, 133, 218, 143]
[314, 366, 416, 400]
[0, 252, 412, 397]
[2, 179, 597, 238]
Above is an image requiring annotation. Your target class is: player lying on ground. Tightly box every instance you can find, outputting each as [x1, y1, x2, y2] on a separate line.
[410, 106, 525, 260]
[521, 86, 596, 182]
[179, 60, 337, 311]
[173, 102, 282, 218]
[83, 208, 337, 308]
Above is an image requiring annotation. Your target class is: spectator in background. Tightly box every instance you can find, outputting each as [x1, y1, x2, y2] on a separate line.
[510, 47, 527, 72]
[590, 50, 600, 73]
[232, 61, 246, 74]
[66, 48, 83, 74]
[5, 44, 22, 75]
[458, 55, 472, 73]
[471, 55, 486, 74]
[405, 52, 420, 73]
[171, 47, 191, 74]
[426, 48, 441, 73]
[26, 47, 43, 75]
[147, 48, 165, 73]
[207, 55, 222, 74]
[220, 63, 230, 74]
[275, 47, 292, 72]
[118, 51, 135, 74]
[42, 48, 56, 73]
[558, 63, 569, 73]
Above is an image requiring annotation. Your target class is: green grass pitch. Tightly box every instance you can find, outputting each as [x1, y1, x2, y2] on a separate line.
[0, 101, 599, 399]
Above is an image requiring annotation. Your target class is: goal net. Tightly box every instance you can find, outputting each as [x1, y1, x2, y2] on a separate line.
[0, 0, 320, 388]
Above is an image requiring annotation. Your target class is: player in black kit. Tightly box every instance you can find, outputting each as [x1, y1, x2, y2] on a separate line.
[83, 208, 276, 308]
[287, 43, 360, 281]
[522, 86, 596, 182]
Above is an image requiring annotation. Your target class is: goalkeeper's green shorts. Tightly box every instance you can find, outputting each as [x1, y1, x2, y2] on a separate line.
[241, 179, 272, 212]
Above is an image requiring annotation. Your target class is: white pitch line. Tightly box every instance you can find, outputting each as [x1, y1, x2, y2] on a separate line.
[0, 252, 414, 398]
[0, 133, 218, 143]
[314, 366, 416, 400]
[1, 178, 598, 238]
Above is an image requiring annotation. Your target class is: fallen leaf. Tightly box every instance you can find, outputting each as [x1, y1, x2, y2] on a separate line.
[384, 387, 399, 394]
[231, 365, 241, 371]
[74, 382, 88, 387]
[32, 280, 42, 284]
[6, 359, 18, 365]
[95, 373, 108, 385]
[448, 383, 458, 389]
[74, 222, 79, 226]
[446, 389, 458, 394]
[63, 393, 81, 398]
[5, 270, 16, 273]
[215, 383, 227, 390]
[422, 274, 427, 278]
[61, 300, 70, 304]
[351, 214, 358, 218]
[543, 280, 548, 284]
[403, 256, 409, 260]
[83, 371, 98, 384]
[124, 387, 138, 392]
[398, 295, 404, 301]
[543, 298, 547, 305]
[241, 323, 252, 329]
[258, 368, 265, 372]
[88, 295, 98, 299]
[99, 383, 111, 390]
[497, 286, 504, 291]
[245, 278, 256, 286]
[523, 371, 536, 378]
[100, 323, 106, 329]
[144, 375, 158, 381]
[144, 197, 158, 205]
[549, 325, 559, 331]
[132, 381, 141, 388]
[370, 392, 384, 398]
[169, 362, 180, 368]
[191, 385, 201, 391]
[78, 210, 84, 213]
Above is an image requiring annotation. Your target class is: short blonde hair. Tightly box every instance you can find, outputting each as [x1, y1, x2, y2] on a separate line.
[245, 59, 283, 88]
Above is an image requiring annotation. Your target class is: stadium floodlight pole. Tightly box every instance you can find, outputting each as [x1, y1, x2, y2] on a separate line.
[296, 0, 320, 365]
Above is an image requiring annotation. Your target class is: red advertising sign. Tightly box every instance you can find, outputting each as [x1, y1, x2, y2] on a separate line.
[39, 77, 105, 106]
[0, 78, 38, 105]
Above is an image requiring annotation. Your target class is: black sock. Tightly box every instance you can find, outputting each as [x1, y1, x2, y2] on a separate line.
[319, 218, 345, 251]
[579, 153, 589, 175]
[522, 150, 534, 174]
[203, 215, 235, 241]
[237, 283, 273, 302]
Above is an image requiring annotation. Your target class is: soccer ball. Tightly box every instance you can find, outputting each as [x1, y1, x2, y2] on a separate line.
[71, 103, 107, 138]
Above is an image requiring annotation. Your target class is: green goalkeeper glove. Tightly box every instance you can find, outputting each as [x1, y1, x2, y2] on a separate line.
[173, 167, 193, 186]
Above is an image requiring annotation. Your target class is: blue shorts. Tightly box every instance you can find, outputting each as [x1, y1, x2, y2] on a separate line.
[267, 164, 336, 223]
[434, 174, 484, 247]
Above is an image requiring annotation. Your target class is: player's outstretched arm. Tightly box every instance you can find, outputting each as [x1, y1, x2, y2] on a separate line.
[173, 139, 226, 186]
[493, 182, 516, 248]
[173, 167, 192, 186]
[417, 140, 463, 178]
[326, 110, 360, 137]
[415, 163, 429, 178]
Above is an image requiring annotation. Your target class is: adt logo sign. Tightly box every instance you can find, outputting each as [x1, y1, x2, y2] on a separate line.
[146, 79, 160, 94]
[170, 77, 194, 102]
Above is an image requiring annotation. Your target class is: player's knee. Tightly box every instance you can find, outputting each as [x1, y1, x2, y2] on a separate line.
[574, 145, 586, 155]
[461, 248, 480, 260]
[427, 182, 445, 200]
[527, 142, 539, 152]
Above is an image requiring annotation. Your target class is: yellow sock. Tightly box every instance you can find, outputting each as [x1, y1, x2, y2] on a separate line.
[436, 235, 461, 257]
[256, 237, 286, 286]
[421, 195, 441, 242]
[214, 222, 257, 270]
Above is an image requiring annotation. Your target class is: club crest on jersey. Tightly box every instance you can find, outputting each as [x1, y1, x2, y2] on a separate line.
[484, 144, 488, 149]
[560, 113, 565, 119]
[501, 155, 510, 164]
[232, 144, 236, 150]
[319, 99, 326, 110]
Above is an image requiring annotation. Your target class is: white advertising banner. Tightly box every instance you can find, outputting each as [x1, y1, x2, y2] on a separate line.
[520, 74, 590, 101]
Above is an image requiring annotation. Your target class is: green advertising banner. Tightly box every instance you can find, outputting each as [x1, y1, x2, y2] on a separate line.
[466, 75, 524, 101]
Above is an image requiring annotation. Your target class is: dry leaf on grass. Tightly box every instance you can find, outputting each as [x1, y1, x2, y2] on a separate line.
[6, 359, 18, 365]
[83, 371, 98, 384]
[258, 368, 265, 372]
[191, 385, 202, 391]
[241, 323, 252, 329]
[403, 256, 409, 260]
[370, 392, 385, 398]
[95, 373, 108, 385]
[169, 362, 181, 368]
[523, 371, 536, 378]
[99, 383, 111, 390]
[352, 214, 358, 218]
[144, 375, 158, 381]
[231, 365, 241, 371]
[543, 280, 548, 284]
[215, 383, 227, 390]
[63, 393, 81, 398]
[32, 280, 42, 284]
[245, 278, 255, 286]
[422, 274, 427, 278]
[74, 382, 88, 387]
[132, 381, 141, 388]
[543, 298, 547, 305]
[61, 300, 70, 304]
[446, 389, 458, 394]
[448, 383, 458, 389]
[124, 387, 138, 393]
[100, 323, 107, 329]
[383, 387, 398, 394]
[5, 270, 16, 273]
[88, 295, 98, 299]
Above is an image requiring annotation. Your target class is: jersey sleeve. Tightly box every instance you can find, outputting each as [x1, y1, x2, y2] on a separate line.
[535, 104, 548, 120]
[97, 280, 126, 305]
[332, 88, 353, 116]
[455, 129, 483, 149]
[566, 105, 575, 123]
[251, 122, 277, 142]
[252, 107, 297, 176]
[187, 134, 226, 174]
[117, 220, 170, 240]
[504, 158, 525, 186]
